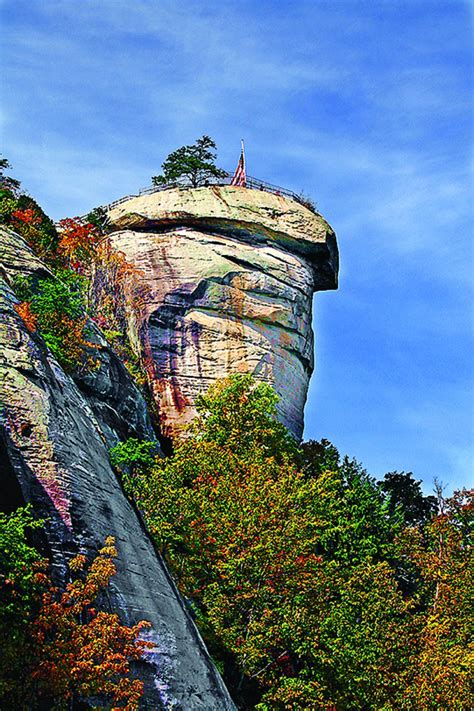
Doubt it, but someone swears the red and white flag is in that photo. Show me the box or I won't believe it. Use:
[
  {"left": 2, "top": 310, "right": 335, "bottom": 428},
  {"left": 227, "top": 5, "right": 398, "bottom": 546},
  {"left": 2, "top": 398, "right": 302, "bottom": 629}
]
[{"left": 230, "top": 139, "right": 246, "bottom": 187}]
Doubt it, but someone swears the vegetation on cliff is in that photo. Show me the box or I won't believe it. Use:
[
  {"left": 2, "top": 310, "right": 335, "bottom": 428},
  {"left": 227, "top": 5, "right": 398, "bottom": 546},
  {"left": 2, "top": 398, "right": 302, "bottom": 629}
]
[
  {"left": 1, "top": 156, "right": 146, "bottom": 382},
  {"left": 2, "top": 159, "right": 472, "bottom": 709},
  {"left": 0, "top": 508, "right": 150, "bottom": 710},
  {"left": 112, "top": 375, "right": 473, "bottom": 710}
]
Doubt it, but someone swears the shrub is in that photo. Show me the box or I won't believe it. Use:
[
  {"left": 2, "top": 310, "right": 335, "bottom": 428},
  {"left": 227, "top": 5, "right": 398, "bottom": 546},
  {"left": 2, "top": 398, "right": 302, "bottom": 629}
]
[
  {"left": 13, "top": 274, "right": 95, "bottom": 373},
  {"left": 0, "top": 509, "right": 151, "bottom": 709},
  {"left": 110, "top": 438, "right": 159, "bottom": 478},
  {"left": 0, "top": 506, "right": 44, "bottom": 704},
  {"left": 15, "top": 194, "right": 59, "bottom": 256},
  {"left": 0, "top": 188, "right": 19, "bottom": 225},
  {"left": 296, "top": 191, "right": 318, "bottom": 213}
]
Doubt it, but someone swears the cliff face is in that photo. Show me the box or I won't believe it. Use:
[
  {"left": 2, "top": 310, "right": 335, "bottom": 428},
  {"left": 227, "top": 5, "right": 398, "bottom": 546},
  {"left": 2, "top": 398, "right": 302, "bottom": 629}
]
[
  {"left": 0, "top": 184, "right": 337, "bottom": 707},
  {"left": 0, "top": 226, "right": 235, "bottom": 709},
  {"left": 105, "top": 186, "right": 338, "bottom": 440}
]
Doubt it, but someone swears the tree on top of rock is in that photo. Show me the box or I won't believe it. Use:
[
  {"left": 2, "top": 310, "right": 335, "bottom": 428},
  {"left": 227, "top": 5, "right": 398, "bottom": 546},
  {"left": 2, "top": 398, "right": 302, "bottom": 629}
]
[
  {"left": 0, "top": 155, "right": 21, "bottom": 195},
  {"left": 152, "top": 135, "right": 227, "bottom": 188}
]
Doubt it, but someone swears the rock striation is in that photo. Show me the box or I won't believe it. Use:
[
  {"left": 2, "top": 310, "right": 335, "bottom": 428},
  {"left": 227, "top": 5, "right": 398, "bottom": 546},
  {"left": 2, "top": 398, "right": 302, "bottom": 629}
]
[
  {"left": 0, "top": 226, "right": 235, "bottom": 709},
  {"left": 106, "top": 185, "right": 338, "bottom": 440}
]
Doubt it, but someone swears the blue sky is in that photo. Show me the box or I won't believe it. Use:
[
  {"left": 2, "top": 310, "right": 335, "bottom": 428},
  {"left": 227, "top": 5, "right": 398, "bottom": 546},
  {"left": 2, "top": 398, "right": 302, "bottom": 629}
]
[{"left": 1, "top": 0, "right": 472, "bottom": 493}]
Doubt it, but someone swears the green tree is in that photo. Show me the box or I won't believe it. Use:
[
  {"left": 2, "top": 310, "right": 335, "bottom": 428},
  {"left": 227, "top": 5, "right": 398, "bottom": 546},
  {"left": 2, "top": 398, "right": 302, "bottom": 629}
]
[
  {"left": 152, "top": 135, "right": 227, "bottom": 188},
  {"left": 0, "top": 155, "right": 21, "bottom": 194},
  {"left": 0, "top": 155, "right": 21, "bottom": 225},
  {"left": 379, "top": 470, "right": 437, "bottom": 526},
  {"left": 109, "top": 437, "right": 160, "bottom": 479},
  {"left": 0, "top": 505, "right": 44, "bottom": 704},
  {"left": 13, "top": 273, "right": 93, "bottom": 373},
  {"left": 300, "top": 437, "right": 340, "bottom": 476},
  {"left": 118, "top": 375, "right": 412, "bottom": 708},
  {"left": 192, "top": 373, "right": 299, "bottom": 460},
  {"left": 86, "top": 206, "right": 111, "bottom": 235}
]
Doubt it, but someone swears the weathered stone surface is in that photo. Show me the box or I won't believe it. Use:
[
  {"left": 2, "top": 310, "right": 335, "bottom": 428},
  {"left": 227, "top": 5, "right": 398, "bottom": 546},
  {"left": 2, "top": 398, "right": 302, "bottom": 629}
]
[
  {"left": 0, "top": 227, "right": 235, "bottom": 709},
  {"left": 106, "top": 186, "right": 338, "bottom": 440}
]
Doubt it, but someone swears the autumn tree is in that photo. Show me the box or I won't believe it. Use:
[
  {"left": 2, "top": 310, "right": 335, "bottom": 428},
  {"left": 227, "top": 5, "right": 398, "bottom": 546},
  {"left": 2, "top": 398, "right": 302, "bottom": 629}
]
[
  {"left": 2, "top": 161, "right": 149, "bottom": 387},
  {"left": 13, "top": 271, "right": 94, "bottom": 373},
  {"left": 30, "top": 536, "right": 151, "bottom": 710},
  {"left": 152, "top": 135, "right": 227, "bottom": 188},
  {"left": 88, "top": 238, "right": 150, "bottom": 385},
  {"left": 57, "top": 217, "right": 102, "bottom": 272},
  {"left": 398, "top": 488, "right": 473, "bottom": 708},
  {"left": 0, "top": 158, "right": 58, "bottom": 257},
  {"left": 0, "top": 508, "right": 151, "bottom": 710}
]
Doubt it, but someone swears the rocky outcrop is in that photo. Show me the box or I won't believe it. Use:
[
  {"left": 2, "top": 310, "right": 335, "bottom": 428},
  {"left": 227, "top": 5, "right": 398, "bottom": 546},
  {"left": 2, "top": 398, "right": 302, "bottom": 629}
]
[
  {"left": 0, "top": 183, "right": 337, "bottom": 706},
  {"left": 106, "top": 185, "right": 338, "bottom": 440},
  {"left": 0, "top": 226, "right": 235, "bottom": 709}
]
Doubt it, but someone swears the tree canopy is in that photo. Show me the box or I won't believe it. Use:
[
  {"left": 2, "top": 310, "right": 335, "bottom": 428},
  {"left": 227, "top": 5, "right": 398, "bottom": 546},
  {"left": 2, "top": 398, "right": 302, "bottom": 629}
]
[
  {"left": 113, "top": 374, "right": 473, "bottom": 709},
  {"left": 152, "top": 135, "right": 227, "bottom": 188}
]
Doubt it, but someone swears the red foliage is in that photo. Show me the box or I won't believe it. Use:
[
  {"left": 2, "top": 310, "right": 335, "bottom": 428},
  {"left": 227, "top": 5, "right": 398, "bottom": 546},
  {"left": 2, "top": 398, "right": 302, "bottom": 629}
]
[
  {"left": 57, "top": 218, "right": 101, "bottom": 272},
  {"left": 11, "top": 208, "right": 42, "bottom": 226}
]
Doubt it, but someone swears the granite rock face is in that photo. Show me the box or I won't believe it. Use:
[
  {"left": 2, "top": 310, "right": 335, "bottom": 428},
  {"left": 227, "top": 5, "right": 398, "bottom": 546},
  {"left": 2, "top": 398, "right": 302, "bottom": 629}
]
[
  {"left": 106, "top": 185, "right": 338, "bottom": 440},
  {"left": 0, "top": 226, "right": 235, "bottom": 709}
]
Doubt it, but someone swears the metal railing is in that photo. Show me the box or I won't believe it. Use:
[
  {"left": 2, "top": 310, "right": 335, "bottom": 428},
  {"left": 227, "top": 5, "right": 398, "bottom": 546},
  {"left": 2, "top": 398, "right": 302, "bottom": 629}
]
[{"left": 80, "top": 172, "right": 319, "bottom": 219}]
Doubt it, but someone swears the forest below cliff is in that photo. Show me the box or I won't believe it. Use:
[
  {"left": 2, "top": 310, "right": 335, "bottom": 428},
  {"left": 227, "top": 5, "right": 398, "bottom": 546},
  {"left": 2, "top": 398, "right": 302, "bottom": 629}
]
[
  {"left": 112, "top": 377, "right": 473, "bottom": 709},
  {"left": 0, "top": 159, "right": 472, "bottom": 710}
]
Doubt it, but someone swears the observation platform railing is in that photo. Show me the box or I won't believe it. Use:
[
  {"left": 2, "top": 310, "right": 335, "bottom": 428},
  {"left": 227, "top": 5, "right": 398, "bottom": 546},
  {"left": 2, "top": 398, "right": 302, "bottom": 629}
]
[{"left": 80, "top": 172, "right": 319, "bottom": 218}]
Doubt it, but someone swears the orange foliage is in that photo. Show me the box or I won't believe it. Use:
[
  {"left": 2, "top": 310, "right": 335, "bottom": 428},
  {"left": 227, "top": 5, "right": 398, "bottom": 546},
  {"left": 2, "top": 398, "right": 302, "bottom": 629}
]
[
  {"left": 39, "top": 311, "right": 97, "bottom": 372},
  {"left": 57, "top": 218, "right": 101, "bottom": 272},
  {"left": 11, "top": 208, "right": 49, "bottom": 257},
  {"left": 11, "top": 208, "right": 42, "bottom": 226},
  {"left": 30, "top": 537, "right": 152, "bottom": 710},
  {"left": 14, "top": 300, "right": 37, "bottom": 332},
  {"left": 95, "top": 240, "right": 146, "bottom": 299},
  {"left": 90, "top": 240, "right": 149, "bottom": 383}
]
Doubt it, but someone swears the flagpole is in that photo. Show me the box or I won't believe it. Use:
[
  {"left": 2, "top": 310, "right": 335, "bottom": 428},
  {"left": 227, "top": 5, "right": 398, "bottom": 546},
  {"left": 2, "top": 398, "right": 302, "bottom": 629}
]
[{"left": 241, "top": 139, "right": 246, "bottom": 173}]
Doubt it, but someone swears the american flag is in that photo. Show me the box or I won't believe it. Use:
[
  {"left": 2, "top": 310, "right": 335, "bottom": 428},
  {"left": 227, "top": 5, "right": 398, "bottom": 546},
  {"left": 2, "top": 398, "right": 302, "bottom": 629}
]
[{"left": 230, "top": 139, "right": 246, "bottom": 187}]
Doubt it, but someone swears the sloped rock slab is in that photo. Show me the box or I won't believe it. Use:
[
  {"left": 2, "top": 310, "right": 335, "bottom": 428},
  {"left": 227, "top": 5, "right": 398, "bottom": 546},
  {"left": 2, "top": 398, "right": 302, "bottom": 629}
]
[{"left": 0, "top": 227, "right": 235, "bottom": 709}]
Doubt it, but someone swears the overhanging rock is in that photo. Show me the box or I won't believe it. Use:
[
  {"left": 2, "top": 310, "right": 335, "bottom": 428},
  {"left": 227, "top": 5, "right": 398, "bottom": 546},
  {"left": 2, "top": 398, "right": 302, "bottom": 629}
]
[{"left": 105, "top": 185, "right": 338, "bottom": 440}]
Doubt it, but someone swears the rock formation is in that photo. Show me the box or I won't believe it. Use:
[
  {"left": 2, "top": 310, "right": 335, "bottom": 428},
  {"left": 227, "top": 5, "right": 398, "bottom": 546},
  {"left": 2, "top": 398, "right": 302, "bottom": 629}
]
[
  {"left": 105, "top": 185, "right": 338, "bottom": 440},
  {"left": 0, "top": 226, "right": 235, "bottom": 709},
  {"left": 0, "top": 183, "right": 337, "bottom": 707}
]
